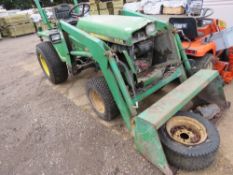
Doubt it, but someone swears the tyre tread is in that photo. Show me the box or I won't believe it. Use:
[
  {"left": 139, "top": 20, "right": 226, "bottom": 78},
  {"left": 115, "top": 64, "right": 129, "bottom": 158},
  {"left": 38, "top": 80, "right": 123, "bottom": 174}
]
[
  {"left": 86, "top": 76, "right": 119, "bottom": 121},
  {"left": 36, "top": 42, "right": 68, "bottom": 84},
  {"left": 159, "top": 112, "right": 220, "bottom": 171}
]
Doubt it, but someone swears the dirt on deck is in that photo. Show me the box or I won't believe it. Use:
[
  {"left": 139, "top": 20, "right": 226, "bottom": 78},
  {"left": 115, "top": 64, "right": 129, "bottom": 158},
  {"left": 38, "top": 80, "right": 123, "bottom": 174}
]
[{"left": 0, "top": 35, "right": 233, "bottom": 175}]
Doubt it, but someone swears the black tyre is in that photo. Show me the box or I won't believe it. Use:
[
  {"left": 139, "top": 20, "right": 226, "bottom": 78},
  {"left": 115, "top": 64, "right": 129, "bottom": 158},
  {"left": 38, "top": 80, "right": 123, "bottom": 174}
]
[
  {"left": 194, "top": 53, "right": 215, "bottom": 70},
  {"left": 159, "top": 111, "right": 220, "bottom": 171},
  {"left": 86, "top": 76, "right": 119, "bottom": 121},
  {"left": 36, "top": 42, "right": 68, "bottom": 84}
]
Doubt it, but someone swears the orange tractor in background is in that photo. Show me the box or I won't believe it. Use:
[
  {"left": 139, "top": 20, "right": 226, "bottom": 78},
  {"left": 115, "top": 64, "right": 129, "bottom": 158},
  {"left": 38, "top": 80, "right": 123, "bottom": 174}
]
[{"left": 169, "top": 8, "right": 233, "bottom": 83}]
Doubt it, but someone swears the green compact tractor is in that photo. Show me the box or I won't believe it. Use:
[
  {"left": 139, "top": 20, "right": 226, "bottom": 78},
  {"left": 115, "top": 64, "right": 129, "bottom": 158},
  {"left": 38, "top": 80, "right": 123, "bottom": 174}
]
[{"left": 33, "top": 1, "right": 229, "bottom": 174}]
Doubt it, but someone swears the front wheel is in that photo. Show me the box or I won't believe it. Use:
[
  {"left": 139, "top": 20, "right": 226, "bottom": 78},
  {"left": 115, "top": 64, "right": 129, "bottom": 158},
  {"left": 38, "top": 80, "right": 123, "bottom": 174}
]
[
  {"left": 194, "top": 53, "right": 215, "bottom": 70},
  {"left": 86, "top": 76, "right": 119, "bottom": 121}
]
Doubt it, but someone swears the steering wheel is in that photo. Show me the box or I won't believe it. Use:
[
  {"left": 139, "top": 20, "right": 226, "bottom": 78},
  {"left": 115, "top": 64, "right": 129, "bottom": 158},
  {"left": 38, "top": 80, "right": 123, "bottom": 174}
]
[
  {"left": 190, "top": 8, "right": 214, "bottom": 19},
  {"left": 199, "top": 8, "right": 214, "bottom": 19},
  {"left": 69, "top": 3, "right": 90, "bottom": 18}
]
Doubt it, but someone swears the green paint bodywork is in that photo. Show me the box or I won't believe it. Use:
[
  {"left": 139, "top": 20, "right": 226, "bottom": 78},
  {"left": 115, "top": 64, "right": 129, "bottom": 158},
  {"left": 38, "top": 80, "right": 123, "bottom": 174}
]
[
  {"left": 37, "top": 30, "right": 72, "bottom": 65},
  {"left": 122, "top": 50, "right": 137, "bottom": 74},
  {"left": 33, "top": 0, "right": 52, "bottom": 29},
  {"left": 73, "top": 0, "right": 79, "bottom": 13},
  {"left": 33, "top": 1, "right": 228, "bottom": 174},
  {"left": 121, "top": 9, "right": 168, "bottom": 30},
  {"left": 70, "top": 50, "right": 92, "bottom": 57},
  {"left": 77, "top": 15, "right": 154, "bottom": 46},
  {"left": 134, "top": 117, "right": 172, "bottom": 175},
  {"left": 133, "top": 68, "right": 182, "bottom": 103}
]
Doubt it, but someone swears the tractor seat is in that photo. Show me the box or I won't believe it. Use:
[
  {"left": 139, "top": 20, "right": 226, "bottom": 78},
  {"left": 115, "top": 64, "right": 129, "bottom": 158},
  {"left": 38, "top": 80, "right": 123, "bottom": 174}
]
[
  {"left": 53, "top": 3, "right": 78, "bottom": 25},
  {"left": 169, "top": 17, "right": 199, "bottom": 41}
]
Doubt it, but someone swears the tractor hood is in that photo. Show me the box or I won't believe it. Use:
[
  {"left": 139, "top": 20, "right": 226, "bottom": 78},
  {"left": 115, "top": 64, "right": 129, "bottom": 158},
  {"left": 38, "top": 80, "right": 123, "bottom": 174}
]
[{"left": 77, "top": 15, "right": 156, "bottom": 46}]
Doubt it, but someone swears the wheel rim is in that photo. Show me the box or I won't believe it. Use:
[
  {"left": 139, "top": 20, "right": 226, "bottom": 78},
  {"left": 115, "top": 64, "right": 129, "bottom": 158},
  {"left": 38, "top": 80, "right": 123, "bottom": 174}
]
[
  {"left": 166, "top": 116, "right": 208, "bottom": 146},
  {"left": 89, "top": 89, "right": 105, "bottom": 114},
  {"left": 39, "top": 54, "right": 50, "bottom": 77}
]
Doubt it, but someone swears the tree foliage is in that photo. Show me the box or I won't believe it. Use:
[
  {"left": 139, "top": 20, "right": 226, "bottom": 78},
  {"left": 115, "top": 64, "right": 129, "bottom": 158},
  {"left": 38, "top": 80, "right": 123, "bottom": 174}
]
[{"left": 0, "top": 0, "right": 73, "bottom": 10}]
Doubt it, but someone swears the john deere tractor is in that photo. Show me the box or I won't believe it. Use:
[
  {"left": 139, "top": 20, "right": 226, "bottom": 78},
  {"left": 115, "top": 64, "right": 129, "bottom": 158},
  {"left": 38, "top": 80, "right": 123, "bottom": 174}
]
[{"left": 33, "top": 1, "right": 229, "bottom": 174}]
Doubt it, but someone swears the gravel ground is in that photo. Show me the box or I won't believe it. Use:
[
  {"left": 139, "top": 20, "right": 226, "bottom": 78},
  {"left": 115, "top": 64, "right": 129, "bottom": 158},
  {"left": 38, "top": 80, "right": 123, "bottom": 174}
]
[
  {"left": 0, "top": 35, "right": 160, "bottom": 175},
  {"left": 0, "top": 34, "right": 233, "bottom": 175}
]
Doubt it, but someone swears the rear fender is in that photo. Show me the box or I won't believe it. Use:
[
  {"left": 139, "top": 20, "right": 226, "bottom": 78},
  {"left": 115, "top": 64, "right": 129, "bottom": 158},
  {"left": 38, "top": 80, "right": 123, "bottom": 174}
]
[
  {"left": 53, "top": 40, "right": 71, "bottom": 66},
  {"left": 184, "top": 41, "right": 216, "bottom": 57},
  {"left": 37, "top": 30, "right": 71, "bottom": 66}
]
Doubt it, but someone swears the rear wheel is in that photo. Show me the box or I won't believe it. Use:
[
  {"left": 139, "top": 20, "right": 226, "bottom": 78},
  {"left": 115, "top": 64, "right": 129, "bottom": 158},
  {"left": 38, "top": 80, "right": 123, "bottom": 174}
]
[
  {"left": 194, "top": 53, "right": 215, "bottom": 70},
  {"left": 36, "top": 42, "right": 68, "bottom": 84},
  {"left": 86, "top": 76, "right": 119, "bottom": 121},
  {"left": 159, "top": 111, "right": 220, "bottom": 171}
]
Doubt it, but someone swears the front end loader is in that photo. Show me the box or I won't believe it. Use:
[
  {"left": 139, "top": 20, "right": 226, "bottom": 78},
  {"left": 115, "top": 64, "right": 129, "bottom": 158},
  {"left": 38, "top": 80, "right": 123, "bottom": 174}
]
[{"left": 33, "top": 1, "right": 229, "bottom": 174}]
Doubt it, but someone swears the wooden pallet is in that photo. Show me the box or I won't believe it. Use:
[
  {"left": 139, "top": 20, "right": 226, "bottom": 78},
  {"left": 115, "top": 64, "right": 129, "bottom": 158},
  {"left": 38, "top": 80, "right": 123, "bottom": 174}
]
[
  {"left": 163, "top": 6, "right": 185, "bottom": 15},
  {"left": 0, "top": 14, "right": 32, "bottom": 27},
  {"left": 90, "top": 0, "right": 124, "bottom": 15},
  {"left": 2, "top": 22, "right": 35, "bottom": 37}
]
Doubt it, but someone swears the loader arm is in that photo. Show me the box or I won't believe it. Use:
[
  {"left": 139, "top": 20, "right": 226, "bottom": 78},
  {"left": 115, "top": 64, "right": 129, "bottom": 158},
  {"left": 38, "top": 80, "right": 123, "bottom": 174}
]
[{"left": 33, "top": 0, "right": 52, "bottom": 29}]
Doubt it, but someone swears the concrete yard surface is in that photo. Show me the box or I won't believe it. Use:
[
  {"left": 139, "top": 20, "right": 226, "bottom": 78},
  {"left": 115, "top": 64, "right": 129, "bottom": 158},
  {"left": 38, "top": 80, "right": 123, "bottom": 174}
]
[{"left": 0, "top": 35, "right": 233, "bottom": 175}]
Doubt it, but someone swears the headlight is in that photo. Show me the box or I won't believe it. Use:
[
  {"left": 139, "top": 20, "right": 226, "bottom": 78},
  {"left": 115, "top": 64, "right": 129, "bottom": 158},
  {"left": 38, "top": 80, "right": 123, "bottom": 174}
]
[
  {"left": 145, "top": 23, "right": 156, "bottom": 36},
  {"left": 49, "top": 32, "right": 61, "bottom": 43}
]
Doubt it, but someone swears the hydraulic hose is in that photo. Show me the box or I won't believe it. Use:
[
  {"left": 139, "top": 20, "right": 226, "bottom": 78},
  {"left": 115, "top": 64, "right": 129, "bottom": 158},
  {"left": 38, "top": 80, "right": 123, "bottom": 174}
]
[{"left": 117, "top": 60, "right": 137, "bottom": 98}]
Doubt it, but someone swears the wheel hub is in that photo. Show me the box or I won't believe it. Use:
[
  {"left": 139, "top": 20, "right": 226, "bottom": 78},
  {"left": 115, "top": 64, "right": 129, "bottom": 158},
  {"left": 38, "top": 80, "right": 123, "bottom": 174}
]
[
  {"left": 166, "top": 116, "right": 208, "bottom": 146},
  {"left": 89, "top": 89, "right": 105, "bottom": 114},
  {"left": 39, "top": 54, "right": 50, "bottom": 77}
]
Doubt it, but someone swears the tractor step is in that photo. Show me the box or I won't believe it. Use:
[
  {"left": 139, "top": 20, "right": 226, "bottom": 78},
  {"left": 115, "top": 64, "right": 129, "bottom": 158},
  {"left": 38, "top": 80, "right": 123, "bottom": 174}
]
[{"left": 137, "top": 69, "right": 219, "bottom": 129}]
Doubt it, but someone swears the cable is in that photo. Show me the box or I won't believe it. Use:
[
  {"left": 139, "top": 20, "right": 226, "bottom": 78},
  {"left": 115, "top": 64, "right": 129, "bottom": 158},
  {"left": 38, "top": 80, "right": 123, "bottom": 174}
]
[{"left": 177, "top": 29, "right": 192, "bottom": 50}]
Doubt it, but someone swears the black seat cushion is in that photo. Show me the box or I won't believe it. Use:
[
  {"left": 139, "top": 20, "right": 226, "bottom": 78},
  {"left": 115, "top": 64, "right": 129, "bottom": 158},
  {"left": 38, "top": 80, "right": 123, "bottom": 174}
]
[
  {"left": 169, "top": 17, "right": 198, "bottom": 41},
  {"left": 65, "top": 18, "right": 78, "bottom": 25},
  {"left": 54, "top": 3, "right": 72, "bottom": 20},
  {"left": 53, "top": 3, "right": 78, "bottom": 25}
]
